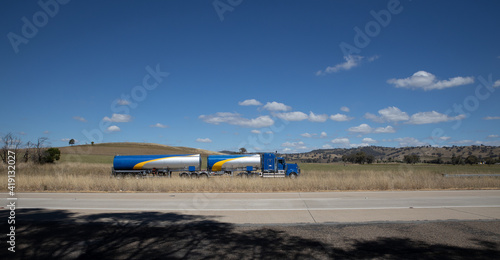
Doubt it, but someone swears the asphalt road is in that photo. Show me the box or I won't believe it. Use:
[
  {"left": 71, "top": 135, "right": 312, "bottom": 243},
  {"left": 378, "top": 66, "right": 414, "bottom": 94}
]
[
  {"left": 1, "top": 190, "right": 499, "bottom": 259},
  {"left": 4, "top": 190, "right": 500, "bottom": 224}
]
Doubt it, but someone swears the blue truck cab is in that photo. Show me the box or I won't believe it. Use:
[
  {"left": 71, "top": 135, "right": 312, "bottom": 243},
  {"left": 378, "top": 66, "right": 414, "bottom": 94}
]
[{"left": 261, "top": 153, "right": 300, "bottom": 178}]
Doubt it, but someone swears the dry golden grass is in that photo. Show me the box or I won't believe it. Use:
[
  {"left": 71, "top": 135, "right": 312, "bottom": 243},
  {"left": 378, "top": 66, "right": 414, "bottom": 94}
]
[
  {"left": 1, "top": 162, "right": 499, "bottom": 193},
  {"left": 60, "top": 142, "right": 223, "bottom": 157}
]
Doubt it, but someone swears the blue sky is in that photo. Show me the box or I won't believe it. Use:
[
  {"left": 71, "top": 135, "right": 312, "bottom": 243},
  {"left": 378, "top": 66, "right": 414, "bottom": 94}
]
[{"left": 1, "top": 0, "right": 499, "bottom": 153}]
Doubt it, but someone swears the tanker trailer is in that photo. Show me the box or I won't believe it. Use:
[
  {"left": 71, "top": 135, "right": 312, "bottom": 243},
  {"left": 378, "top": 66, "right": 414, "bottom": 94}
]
[
  {"left": 112, "top": 154, "right": 202, "bottom": 177},
  {"left": 207, "top": 154, "right": 261, "bottom": 176}
]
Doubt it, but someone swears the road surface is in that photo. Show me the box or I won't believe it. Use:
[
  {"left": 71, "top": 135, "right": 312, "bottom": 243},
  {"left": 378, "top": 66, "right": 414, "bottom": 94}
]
[
  {"left": 4, "top": 190, "right": 500, "bottom": 224},
  {"left": 1, "top": 190, "right": 499, "bottom": 259}
]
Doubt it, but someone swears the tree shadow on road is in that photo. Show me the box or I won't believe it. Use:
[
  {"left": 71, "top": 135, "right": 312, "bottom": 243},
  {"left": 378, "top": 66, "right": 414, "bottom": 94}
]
[{"left": 0, "top": 209, "right": 498, "bottom": 259}]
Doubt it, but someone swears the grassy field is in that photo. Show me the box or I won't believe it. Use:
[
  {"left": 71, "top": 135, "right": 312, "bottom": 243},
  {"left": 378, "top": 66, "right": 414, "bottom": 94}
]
[{"left": 2, "top": 161, "right": 499, "bottom": 193}]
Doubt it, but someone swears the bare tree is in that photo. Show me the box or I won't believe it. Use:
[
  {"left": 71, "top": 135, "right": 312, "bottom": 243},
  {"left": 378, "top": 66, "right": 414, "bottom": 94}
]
[
  {"left": 1, "top": 133, "right": 22, "bottom": 163},
  {"left": 24, "top": 141, "right": 33, "bottom": 162},
  {"left": 33, "top": 137, "right": 48, "bottom": 164}
]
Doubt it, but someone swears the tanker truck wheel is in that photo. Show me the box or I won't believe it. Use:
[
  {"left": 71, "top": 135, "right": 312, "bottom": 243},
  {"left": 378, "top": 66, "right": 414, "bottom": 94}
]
[
  {"left": 289, "top": 173, "right": 298, "bottom": 179},
  {"left": 199, "top": 173, "right": 209, "bottom": 179},
  {"left": 180, "top": 173, "right": 189, "bottom": 178}
]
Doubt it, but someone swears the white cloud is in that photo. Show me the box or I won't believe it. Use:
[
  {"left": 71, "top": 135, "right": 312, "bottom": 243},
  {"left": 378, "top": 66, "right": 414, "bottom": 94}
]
[
  {"left": 308, "top": 111, "right": 328, "bottom": 122},
  {"left": 281, "top": 141, "right": 305, "bottom": 147},
  {"left": 251, "top": 130, "right": 261, "bottom": 134},
  {"left": 387, "top": 71, "right": 474, "bottom": 91},
  {"left": 319, "top": 55, "right": 362, "bottom": 74},
  {"left": 394, "top": 137, "right": 427, "bottom": 147},
  {"left": 407, "top": 111, "right": 466, "bottom": 124},
  {"left": 367, "top": 55, "right": 380, "bottom": 62},
  {"left": 362, "top": 138, "right": 377, "bottom": 143},
  {"left": 196, "top": 138, "right": 212, "bottom": 143},
  {"left": 103, "top": 113, "right": 132, "bottom": 123},
  {"left": 238, "top": 99, "right": 262, "bottom": 106},
  {"left": 322, "top": 144, "right": 333, "bottom": 149},
  {"left": 301, "top": 133, "right": 315, "bottom": 138},
  {"left": 363, "top": 113, "right": 383, "bottom": 123},
  {"left": 330, "top": 113, "right": 353, "bottom": 122},
  {"left": 350, "top": 143, "right": 371, "bottom": 148},
  {"left": 275, "top": 111, "right": 308, "bottom": 121},
  {"left": 199, "top": 112, "right": 274, "bottom": 128},
  {"left": 331, "top": 137, "right": 372, "bottom": 148},
  {"left": 378, "top": 107, "right": 409, "bottom": 122},
  {"left": 316, "top": 55, "right": 378, "bottom": 75},
  {"left": 494, "top": 80, "right": 500, "bottom": 88},
  {"left": 373, "top": 126, "right": 396, "bottom": 133},
  {"left": 438, "top": 136, "right": 451, "bottom": 141},
  {"left": 73, "top": 116, "right": 87, "bottom": 122},
  {"left": 487, "top": 134, "right": 499, "bottom": 138},
  {"left": 117, "top": 99, "right": 130, "bottom": 105},
  {"left": 150, "top": 123, "right": 168, "bottom": 128},
  {"left": 107, "top": 125, "right": 121, "bottom": 132},
  {"left": 448, "top": 139, "right": 474, "bottom": 145},
  {"left": 365, "top": 106, "right": 409, "bottom": 123},
  {"left": 347, "top": 124, "right": 373, "bottom": 134},
  {"left": 301, "top": 132, "right": 327, "bottom": 138},
  {"left": 484, "top": 116, "right": 500, "bottom": 120},
  {"left": 263, "top": 101, "right": 291, "bottom": 111},
  {"left": 281, "top": 141, "right": 307, "bottom": 152},
  {"left": 331, "top": 138, "right": 350, "bottom": 145},
  {"left": 348, "top": 124, "right": 395, "bottom": 134},
  {"left": 340, "top": 106, "right": 350, "bottom": 112}
]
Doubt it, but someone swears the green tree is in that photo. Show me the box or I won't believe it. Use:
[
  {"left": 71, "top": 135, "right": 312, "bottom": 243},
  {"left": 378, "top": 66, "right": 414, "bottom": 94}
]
[
  {"left": 69, "top": 139, "right": 75, "bottom": 146},
  {"left": 239, "top": 147, "right": 247, "bottom": 154},
  {"left": 451, "top": 154, "right": 464, "bottom": 165},
  {"left": 44, "top": 148, "right": 61, "bottom": 163},
  {"left": 465, "top": 155, "right": 478, "bottom": 165},
  {"left": 354, "top": 152, "right": 366, "bottom": 164},
  {"left": 404, "top": 154, "right": 420, "bottom": 164},
  {"left": 366, "top": 154, "right": 375, "bottom": 164}
]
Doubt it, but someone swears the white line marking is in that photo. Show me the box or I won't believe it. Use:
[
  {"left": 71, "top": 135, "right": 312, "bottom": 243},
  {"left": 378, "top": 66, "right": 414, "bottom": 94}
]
[{"left": 16, "top": 205, "right": 500, "bottom": 212}]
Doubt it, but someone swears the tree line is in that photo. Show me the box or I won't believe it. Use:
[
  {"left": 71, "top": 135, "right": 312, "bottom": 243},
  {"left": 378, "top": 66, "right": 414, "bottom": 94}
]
[
  {"left": 342, "top": 151, "right": 375, "bottom": 164},
  {"left": 1, "top": 133, "right": 60, "bottom": 164}
]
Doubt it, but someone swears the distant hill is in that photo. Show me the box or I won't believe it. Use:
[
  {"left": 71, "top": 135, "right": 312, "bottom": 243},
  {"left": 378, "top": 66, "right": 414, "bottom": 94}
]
[
  {"left": 59, "top": 142, "right": 224, "bottom": 157},
  {"left": 283, "top": 145, "right": 500, "bottom": 163}
]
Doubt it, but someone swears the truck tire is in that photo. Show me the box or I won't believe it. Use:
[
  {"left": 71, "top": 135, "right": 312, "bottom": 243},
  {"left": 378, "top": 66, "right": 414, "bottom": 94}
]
[
  {"left": 180, "top": 173, "right": 189, "bottom": 178},
  {"left": 289, "top": 173, "right": 298, "bottom": 179},
  {"left": 199, "top": 173, "right": 209, "bottom": 179}
]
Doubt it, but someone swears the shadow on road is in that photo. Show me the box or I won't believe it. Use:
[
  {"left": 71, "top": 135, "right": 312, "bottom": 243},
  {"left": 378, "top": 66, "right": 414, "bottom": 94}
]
[{"left": 0, "top": 209, "right": 498, "bottom": 259}]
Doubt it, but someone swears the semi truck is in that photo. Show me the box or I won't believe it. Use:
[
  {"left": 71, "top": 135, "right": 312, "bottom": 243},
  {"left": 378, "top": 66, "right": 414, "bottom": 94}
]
[{"left": 112, "top": 153, "right": 300, "bottom": 178}]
